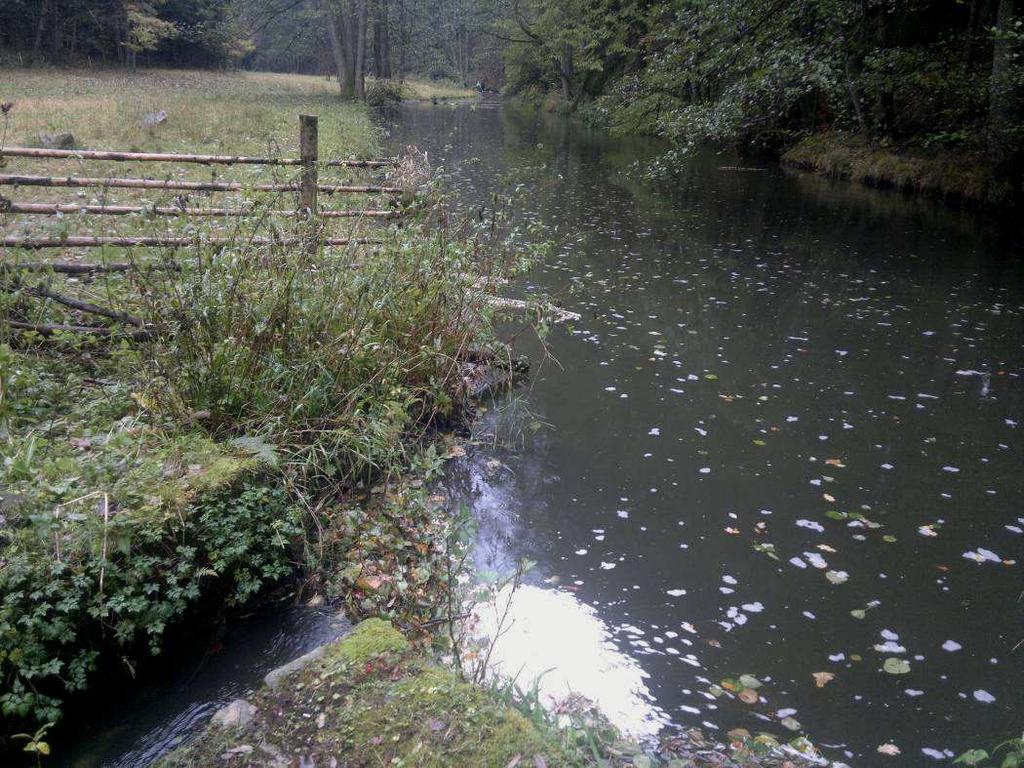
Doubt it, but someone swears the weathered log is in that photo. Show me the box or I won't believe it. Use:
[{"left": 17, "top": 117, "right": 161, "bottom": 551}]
[
  {"left": 0, "top": 174, "right": 403, "bottom": 195},
  {"left": 484, "top": 296, "right": 581, "bottom": 324},
  {"left": 1, "top": 262, "right": 170, "bottom": 274},
  {"left": 7, "top": 284, "right": 144, "bottom": 326},
  {"left": 1, "top": 201, "right": 401, "bottom": 218},
  {"left": 0, "top": 146, "right": 396, "bottom": 168},
  {"left": 1, "top": 236, "right": 378, "bottom": 249},
  {"left": 7, "top": 320, "right": 154, "bottom": 340}
]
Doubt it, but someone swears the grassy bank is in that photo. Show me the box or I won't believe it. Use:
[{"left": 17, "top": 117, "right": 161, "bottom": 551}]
[
  {"left": 781, "top": 132, "right": 1012, "bottom": 207},
  {"left": 157, "top": 618, "right": 578, "bottom": 767},
  {"left": 0, "top": 66, "right": 523, "bottom": 756}
]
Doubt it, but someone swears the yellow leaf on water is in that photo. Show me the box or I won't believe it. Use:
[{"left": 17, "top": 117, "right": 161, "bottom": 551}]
[{"left": 812, "top": 671, "right": 835, "bottom": 687}]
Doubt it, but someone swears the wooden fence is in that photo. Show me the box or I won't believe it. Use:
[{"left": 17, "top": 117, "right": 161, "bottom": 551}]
[{"left": 0, "top": 114, "right": 402, "bottom": 250}]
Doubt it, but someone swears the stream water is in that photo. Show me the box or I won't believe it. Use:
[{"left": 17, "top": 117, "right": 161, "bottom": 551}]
[{"left": 64, "top": 103, "right": 1022, "bottom": 766}]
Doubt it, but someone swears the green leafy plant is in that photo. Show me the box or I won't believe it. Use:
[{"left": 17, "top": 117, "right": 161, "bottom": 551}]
[{"left": 956, "top": 734, "right": 1024, "bottom": 767}]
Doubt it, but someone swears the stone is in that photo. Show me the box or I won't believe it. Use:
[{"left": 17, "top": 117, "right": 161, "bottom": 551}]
[
  {"left": 37, "top": 132, "right": 76, "bottom": 149},
  {"left": 210, "top": 698, "right": 256, "bottom": 729},
  {"left": 142, "top": 110, "right": 168, "bottom": 129},
  {"left": 263, "top": 644, "right": 330, "bottom": 691}
]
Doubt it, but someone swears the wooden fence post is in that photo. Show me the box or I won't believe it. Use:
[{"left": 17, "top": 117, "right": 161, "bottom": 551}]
[{"left": 299, "top": 114, "right": 318, "bottom": 215}]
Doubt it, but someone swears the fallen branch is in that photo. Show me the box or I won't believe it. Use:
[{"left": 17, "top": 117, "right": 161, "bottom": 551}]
[
  {"left": 7, "top": 320, "right": 154, "bottom": 340},
  {"left": 1, "top": 261, "right": 174, "bottom": 274},
  {"left": 484, "top": 296, "right": 581, "bottom": 324},
  {"left": 8, "top": 284, "right": 144, "bottom": 326}
]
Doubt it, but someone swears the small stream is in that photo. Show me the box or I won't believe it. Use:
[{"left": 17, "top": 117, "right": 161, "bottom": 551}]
[{"left": 63, "top": 103, "right": 1022, "bottom": 766}]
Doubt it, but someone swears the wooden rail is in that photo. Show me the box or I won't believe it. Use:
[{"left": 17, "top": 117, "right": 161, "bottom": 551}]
[
  {"left": 0, "top": 174, "right": 403, "bottom": 195},
  {"left": 2, "top": 235, "right": 377, "bottom": 249},
  {"left": 0, "top": 115, "right": 405, "bottom": 251},
  {"left": 0, "top": 146, "right": 396, "bottom": 168},
  {"left": 3, "top": 202, "right": 401, "bottom": 218}
]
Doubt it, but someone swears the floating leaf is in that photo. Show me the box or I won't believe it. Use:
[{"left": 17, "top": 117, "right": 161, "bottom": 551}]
[
  {"left": 850, "top": 609, "right": 867, "bottom": 620},
  {"left": 738, "top": 688, "right": 759, "bottom": 704},
  {"left": 877, "top": 744, "right": 901, "bottom": 756},
  {"left": 738, "top": 674, "right": 762, "bottom": 689},
  {"left": 825, "top": 510, "right": 847, "bottom": 521},
  {"left": 825, "top": 570, "right": 849, "bottom": 585},
  {"left": 883, "top": 657, "right": 911, "bottom": 675},
  {"left": 954, "top": 749, "right": 990, "bottom": 766},
  {"left": 780, "top": 716, "right": 801, "bottom": 731},
  {"left": 812, "top": 671, "right": 835, "bottom": 687}
]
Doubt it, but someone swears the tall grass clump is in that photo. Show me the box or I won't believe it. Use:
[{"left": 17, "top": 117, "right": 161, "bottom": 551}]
[{"left": 136, "top": 203, "right": 517, "bottom": 488}]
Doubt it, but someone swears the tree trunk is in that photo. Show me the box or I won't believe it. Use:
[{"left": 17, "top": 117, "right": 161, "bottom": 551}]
[
  {"left": 48, "top": 0, "right": 61, "bottom": 61},
  {"left": 32, "top": 0, "right": 48, "bottom": 61},
  {"left": 373, "top": 0, "right": 391, "bottom": 78},
  {"left": 354, "top": 0, "right": 368, "bottom": 100},
  {"left": 325, "top": 1, "right": 355, "bottom": 98},
  {"left": 396, "top": 0, "right": 407, "bottom": 81},
  {"left": 558, "top": 43, "right": 574, "bottom": 102}
]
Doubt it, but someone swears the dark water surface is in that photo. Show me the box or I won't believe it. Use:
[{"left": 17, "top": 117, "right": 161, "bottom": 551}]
[
  {"left": 389, "top": 104, "right": 1024, "bottom": 764},
  {"left": 60, "top": 603, "right": 349, "bottom": 767}
]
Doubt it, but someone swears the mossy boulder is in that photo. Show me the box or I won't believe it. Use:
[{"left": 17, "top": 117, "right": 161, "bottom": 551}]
[{"left": 159, "top": 618, "right": 572, "bottom": 767}]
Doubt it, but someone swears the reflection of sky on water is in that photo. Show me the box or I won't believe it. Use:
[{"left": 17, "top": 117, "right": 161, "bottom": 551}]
[{"left": 471, "top": 584, "right": 670, "bottom": 739}]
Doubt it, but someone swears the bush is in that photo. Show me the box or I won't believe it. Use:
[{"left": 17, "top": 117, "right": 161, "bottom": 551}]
[
  {"left": 0, "top": 471, "right": 300, "bottom": 725},
  {"left": 366, "top": 79, "right": 405, "bottom": 106}
]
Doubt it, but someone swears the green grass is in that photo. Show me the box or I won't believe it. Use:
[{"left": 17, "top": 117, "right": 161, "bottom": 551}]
[
  {"left": 397, "top": 77, "right": 478, "bottom": 101},
  {"left": 0, "top": 68, "right": 378, "bottom": 159}
]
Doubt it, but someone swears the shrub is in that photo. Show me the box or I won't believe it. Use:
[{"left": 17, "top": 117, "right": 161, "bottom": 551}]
[{"left": 366, "top": 79, "right": 405, "bottom": 106}]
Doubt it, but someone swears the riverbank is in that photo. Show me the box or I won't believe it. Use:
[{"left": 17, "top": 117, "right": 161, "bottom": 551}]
[
  {"left": 780, "top": 132, "right": 1012, "bottom": 208},
  {"left": 0, "top": 67, "right": 523, "bottom": 759},
  {"left": 158, "top": 617, "right": 825, "bottom": 767}
]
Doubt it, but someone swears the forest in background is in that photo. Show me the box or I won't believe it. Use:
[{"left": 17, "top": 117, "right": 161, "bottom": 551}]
[{"left": 1, "top": 0, "right": 1022, "bottom": 198}]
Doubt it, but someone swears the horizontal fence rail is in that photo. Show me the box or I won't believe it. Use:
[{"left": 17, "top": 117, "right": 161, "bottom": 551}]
[
  {"left": 0, "top": 174, "right": 404, "bottom": 195},
  {"left": 0, "top": 146, "right": 397, "bottom": 168},
  {"left": 1, "top": 235, "right": 377, "bottom": 249},
  {"left": 0, "top": 115, "right": 405, "bottom": 253},
  {"left": 2, "top": 202, "right": 400, "bottom": 218}
]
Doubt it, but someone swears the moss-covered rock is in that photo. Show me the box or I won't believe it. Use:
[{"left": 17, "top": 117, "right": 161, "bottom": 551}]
[{"left": 159, "top": 618, "right": 573, "bottom": 767}]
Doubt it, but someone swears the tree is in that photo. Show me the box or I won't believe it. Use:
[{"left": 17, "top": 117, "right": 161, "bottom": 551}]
[{"left": 123, "top": 1, "right": 179, "bottom": 71}]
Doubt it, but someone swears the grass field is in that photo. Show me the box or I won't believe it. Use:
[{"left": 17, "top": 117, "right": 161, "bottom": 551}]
[{"left": 0, "top": 68, "right": 379, "bottom": 159}]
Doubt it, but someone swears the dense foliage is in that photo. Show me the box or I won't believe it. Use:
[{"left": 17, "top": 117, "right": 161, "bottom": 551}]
[
  {"left": 0, "top": 0, "right": 252, "bottom": 68},
  {"left": 500, "top": 0, "right": 1024, "bottom": 200}
]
